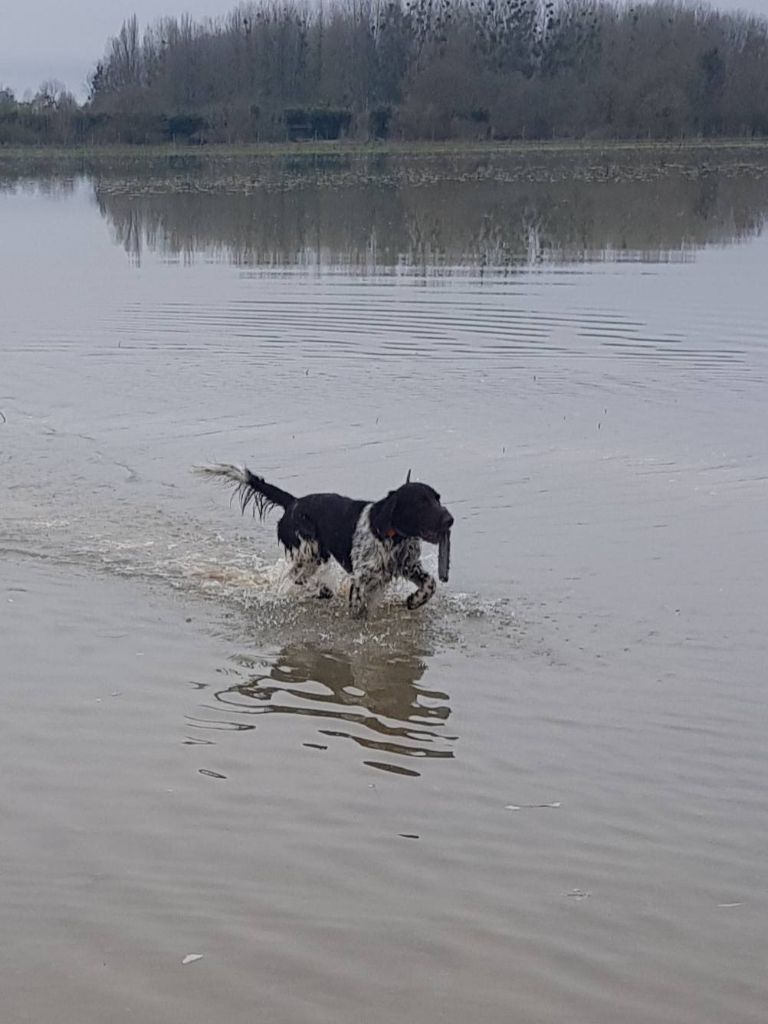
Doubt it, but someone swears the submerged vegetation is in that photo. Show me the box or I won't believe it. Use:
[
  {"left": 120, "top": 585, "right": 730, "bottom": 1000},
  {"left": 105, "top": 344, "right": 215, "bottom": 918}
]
[{"left": 3, "top": 0, "right": 768, "bottom": 145}]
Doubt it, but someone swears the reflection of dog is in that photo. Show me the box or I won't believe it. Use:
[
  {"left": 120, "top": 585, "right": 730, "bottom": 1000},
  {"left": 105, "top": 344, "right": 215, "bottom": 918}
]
[
  {"left": 217, "top": 644, "right": 453, "bottom": 761},
  {"left": 271, "top": 645, "right": 435, "bottom": 725},
  {"left": 196, "top": 465, "right": 453, "bottom": 617}
]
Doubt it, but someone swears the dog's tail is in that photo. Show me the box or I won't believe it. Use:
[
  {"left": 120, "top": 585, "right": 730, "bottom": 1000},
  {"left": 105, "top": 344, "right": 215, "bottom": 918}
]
[{"left": 194, "top": 463, "right": 296, "bottom": 520}]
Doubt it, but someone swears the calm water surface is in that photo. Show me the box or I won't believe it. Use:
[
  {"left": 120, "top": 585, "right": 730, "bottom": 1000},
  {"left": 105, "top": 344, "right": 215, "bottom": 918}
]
[{"left": 2, "top": 150, "right": 768, "bottom": 1023}]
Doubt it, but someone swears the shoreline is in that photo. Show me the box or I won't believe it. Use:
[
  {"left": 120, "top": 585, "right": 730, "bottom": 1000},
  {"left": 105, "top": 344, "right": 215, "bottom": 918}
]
[{"left": 3, "top": 136, "right": 768, "bottom": 166}]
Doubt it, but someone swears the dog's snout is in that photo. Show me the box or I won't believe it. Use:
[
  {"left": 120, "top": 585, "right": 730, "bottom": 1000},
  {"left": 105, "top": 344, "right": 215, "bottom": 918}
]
[{"left": 442, "top": 510, "right": 454, "bottom": 530}]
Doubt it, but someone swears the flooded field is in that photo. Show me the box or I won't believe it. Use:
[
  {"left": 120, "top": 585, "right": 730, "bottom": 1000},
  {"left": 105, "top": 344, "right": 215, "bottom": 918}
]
[{"left": 2, "top": 145, "right": 768, "bottom": 1023}]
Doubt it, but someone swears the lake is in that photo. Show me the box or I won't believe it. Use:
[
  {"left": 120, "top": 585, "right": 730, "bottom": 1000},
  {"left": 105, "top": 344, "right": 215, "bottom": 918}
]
[{"left": 2, "top": 144, "right": 768, "bottom": 1023}]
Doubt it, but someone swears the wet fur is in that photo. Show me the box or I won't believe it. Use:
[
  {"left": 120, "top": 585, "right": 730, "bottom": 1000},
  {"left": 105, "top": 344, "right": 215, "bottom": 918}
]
[{"left": 196, "top": 464, "right": 452, "bottom": 617}]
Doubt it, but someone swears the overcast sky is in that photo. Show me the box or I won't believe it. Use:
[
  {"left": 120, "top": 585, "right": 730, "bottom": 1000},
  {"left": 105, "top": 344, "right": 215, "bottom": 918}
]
[{"left": 2, "top": 0, "right": 768, "bottom": 99}]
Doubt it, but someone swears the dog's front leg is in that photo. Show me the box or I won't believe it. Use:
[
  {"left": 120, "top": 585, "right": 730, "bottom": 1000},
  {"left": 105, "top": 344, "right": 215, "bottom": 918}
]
[
  {"left": 349, "top": 580, "right": 367, "bottom": 618},
  {"left": 396, "top": 540, "right": 436, "bottom": 611},
  {"left": 348, "top": 571, "right": 384, "bottom": 619},
  {"left": 404, "top": 564, "right": 437, "bottom": 610}
]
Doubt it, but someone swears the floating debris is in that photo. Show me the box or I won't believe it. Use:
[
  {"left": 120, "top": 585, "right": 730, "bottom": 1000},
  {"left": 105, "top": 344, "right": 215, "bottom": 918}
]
[
  {"left": 505, "top": 801, "right": 561, "bottom": 810},
  {"left": 566, "top": 889, "right": 591, "bottom": 900}
]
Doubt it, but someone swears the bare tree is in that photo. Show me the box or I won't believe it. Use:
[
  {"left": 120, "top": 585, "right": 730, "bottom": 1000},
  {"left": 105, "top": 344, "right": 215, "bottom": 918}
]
[{"left": 13, "top": 0, "right": 768, "bottom": 145}]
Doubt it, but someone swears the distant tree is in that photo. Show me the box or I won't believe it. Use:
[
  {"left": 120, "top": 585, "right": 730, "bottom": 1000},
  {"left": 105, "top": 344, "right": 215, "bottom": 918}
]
[{"left": 11, "top": 0, "right": 768, "bottom": 145}]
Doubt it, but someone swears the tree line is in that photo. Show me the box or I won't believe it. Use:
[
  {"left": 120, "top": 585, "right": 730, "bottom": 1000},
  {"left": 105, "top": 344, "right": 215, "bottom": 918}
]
[{"left": 3, "top": 0, "right": 768, "bottom": 145}]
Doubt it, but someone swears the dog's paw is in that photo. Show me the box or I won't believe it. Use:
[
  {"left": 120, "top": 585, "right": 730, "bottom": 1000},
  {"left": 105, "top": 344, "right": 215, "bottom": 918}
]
[{"left": 406, "top": 591, "right": 432, "bottom": 611}]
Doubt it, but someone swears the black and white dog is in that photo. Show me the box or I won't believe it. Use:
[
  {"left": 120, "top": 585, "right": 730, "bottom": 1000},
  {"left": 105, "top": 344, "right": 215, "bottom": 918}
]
[{"left": 196, "top": 464, "right": 453, "bottom": 617}]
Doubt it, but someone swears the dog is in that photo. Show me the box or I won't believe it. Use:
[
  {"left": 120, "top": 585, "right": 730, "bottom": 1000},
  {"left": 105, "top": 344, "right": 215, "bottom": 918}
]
[{"left": 196, "top": 464, "right": 453, "bottom": 617}]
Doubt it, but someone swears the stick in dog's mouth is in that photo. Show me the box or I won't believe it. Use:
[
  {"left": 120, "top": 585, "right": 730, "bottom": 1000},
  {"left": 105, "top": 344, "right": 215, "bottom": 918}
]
[{"left": 438, "top": 530, "right": 451, "bottom": 582}]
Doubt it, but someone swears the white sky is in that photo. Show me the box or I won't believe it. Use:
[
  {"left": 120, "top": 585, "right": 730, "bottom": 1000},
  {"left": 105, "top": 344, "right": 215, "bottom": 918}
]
[
  {"left": 1, "top": 1, "right": 238, "bottom": 98},
  {"left": 2, "top": 0, "right": 768, "bottom": 100}
]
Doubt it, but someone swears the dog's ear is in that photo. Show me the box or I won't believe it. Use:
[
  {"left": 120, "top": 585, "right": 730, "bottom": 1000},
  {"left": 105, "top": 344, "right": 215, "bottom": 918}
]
[
  {"left": 370, "top": 489, "right": 399, "bottom": 539},
  {"left": 405, "top": 468, "right": 412, "bottom": 484}
]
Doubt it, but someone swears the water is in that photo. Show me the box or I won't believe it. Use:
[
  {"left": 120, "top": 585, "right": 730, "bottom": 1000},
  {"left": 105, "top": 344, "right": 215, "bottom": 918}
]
[{"left": 2, "top": 148, "right": 768, "bottom": 1023}]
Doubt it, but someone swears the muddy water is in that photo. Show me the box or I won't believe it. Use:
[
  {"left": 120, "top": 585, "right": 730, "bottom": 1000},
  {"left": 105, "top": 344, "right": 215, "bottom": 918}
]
[{"left": 2, "top": 150, "right": 768, "bottom": 1023}]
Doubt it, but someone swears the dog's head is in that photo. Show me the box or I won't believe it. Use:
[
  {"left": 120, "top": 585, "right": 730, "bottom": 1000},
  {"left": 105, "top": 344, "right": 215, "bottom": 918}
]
[{"left": 371, "top": 481, "right": 453, "bottom": 546}]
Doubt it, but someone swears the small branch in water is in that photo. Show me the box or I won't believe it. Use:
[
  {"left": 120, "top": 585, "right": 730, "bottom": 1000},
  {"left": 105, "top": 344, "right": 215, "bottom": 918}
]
[{"left": 0, "top": 410, "right": 6, "bottom": 424}]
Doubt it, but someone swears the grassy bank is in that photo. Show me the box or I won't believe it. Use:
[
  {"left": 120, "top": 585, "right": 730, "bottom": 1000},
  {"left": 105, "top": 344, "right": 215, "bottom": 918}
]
[{"left": 3, "top": 136, "right": 768, "bottom": 166}]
